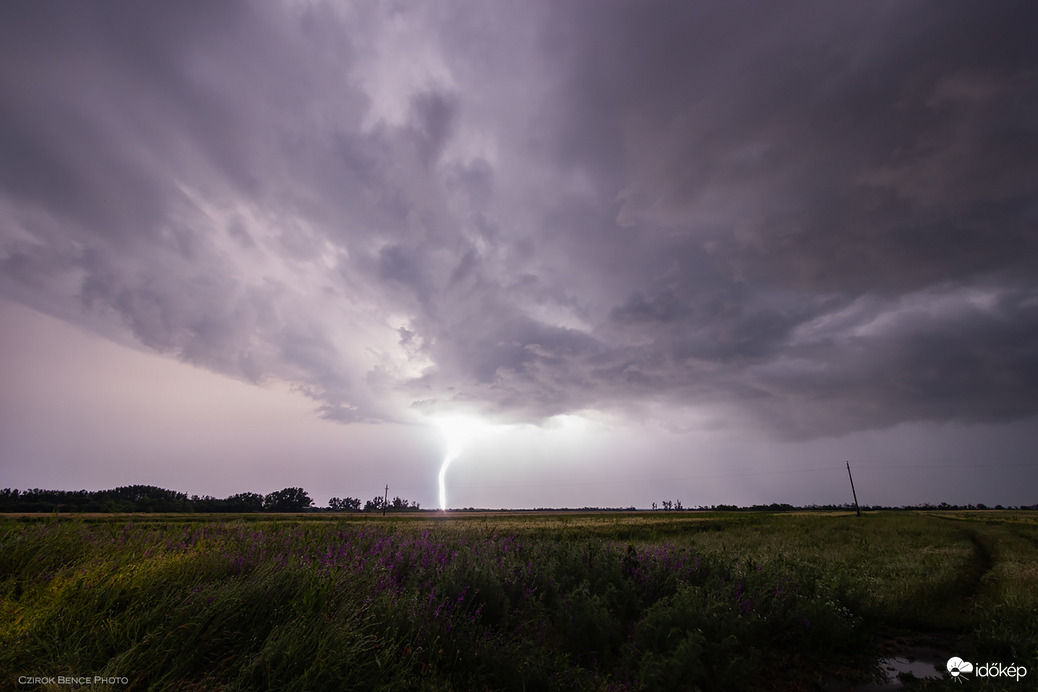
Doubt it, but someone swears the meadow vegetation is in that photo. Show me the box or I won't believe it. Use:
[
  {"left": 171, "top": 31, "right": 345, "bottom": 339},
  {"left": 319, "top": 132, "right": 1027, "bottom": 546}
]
[{"left": 1, "top": 511, "right": 1035, "bottom": 690}]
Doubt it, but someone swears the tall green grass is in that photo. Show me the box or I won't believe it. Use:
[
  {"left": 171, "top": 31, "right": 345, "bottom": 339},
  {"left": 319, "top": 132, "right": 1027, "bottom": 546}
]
[{"left": 1, "top": 512, "right": 1034, "bottom": 690}]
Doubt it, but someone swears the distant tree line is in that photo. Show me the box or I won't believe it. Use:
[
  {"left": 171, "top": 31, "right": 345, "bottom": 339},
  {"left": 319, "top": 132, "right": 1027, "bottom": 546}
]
[
  {"left": 0, "top": 486, "right": 1031, "bottom": 513},
  {"left": 0, "top": 486, "right": 422, "bottom": 514},
  {"left": 327, "top": 495, "right": 421, "bottom": 512},
  {"left": 664, "top": 502, "right": 1034, "bottom": 512},
  {"left": 652, "top": 500, "right": 685, "bottom": 511}
]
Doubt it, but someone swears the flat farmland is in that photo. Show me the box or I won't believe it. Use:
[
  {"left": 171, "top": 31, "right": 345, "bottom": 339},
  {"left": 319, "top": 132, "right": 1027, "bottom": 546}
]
[{"left": 1, "top": 511, "right": 1035, "bottom": 691}]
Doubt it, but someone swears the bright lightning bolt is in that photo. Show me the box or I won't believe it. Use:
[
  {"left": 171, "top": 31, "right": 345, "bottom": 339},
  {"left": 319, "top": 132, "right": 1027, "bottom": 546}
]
[{"left": 435, "top": 416, "right": 491, "bottom": 511}]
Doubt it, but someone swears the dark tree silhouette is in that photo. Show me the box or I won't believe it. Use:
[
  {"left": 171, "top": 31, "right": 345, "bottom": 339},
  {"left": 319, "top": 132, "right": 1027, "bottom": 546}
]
[
  {"left": 226, "top": 492, "right": 264, "bottom": 512},
  {"left": 329, "top": 496, "right": 361, "bottom": 512},
  {"left": 263, "top": 487, "right": 313, "bottom": 512}
]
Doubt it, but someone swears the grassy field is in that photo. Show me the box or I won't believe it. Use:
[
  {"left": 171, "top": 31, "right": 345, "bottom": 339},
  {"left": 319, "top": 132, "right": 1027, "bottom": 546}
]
[{"left": 1, "top": 511, "right": 1035, "bottom": 691}]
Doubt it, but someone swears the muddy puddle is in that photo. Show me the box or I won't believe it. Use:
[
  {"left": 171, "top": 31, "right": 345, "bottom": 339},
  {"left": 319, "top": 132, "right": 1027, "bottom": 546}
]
[{"left": 825, "top": 629, "right": 964, "bottom": 690}]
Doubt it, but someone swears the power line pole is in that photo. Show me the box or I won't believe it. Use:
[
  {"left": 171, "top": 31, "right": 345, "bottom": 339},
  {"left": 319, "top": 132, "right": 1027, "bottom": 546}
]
[
  {"left": 846, "top": 461, "right": 861, "bottom": 517},
  {"left": 382, "top": 484, "right": 389, "bottom": 517}
]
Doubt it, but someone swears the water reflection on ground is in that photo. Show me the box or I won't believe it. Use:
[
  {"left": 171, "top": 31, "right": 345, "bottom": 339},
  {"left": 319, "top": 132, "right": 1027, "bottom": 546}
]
[{"left": 827, "top": 630, "right": 956, "bottom": 690}]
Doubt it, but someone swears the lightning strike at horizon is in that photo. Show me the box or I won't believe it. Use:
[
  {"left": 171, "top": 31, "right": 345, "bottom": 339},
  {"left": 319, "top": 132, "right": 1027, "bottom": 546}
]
[{"left": 435, "top": 416, "right": 492, "bottom": 511}]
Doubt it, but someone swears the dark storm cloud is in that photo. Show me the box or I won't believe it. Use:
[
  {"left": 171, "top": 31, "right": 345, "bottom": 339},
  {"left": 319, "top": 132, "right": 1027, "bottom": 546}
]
[
  {"left": 519, "top": 0, "right": 1038, "bottom": 433},
  {"left": 1, "top": 1, "right": 1036, "bottom": 437},
  {"left": 1, "top": 1, "right": 390, "bottom": 418}
]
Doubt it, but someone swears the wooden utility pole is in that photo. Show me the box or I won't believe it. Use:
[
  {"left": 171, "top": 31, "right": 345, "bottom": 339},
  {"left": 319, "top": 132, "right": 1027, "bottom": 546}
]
[
  {"left": 382, "top": 484, "right": 389, "bottom": 517},
  {"left": 846, "top": 461, "right": 861, "bottom": 517}
]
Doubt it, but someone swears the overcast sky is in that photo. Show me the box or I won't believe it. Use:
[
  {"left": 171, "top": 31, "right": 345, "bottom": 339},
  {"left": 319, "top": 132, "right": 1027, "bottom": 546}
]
[{"left": 2, "top": 1, "right": 1037, "bottom": 509}]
